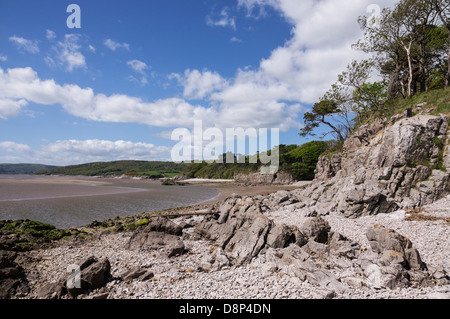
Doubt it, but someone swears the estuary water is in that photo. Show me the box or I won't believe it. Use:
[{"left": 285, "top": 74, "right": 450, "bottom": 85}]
[{"left": 0, "top": 175, "right": 220, "bottom": 229}]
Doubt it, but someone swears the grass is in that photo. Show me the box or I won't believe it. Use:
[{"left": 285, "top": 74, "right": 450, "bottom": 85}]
[{"left": 385, "top": 87, "right": 450, "bottom": 118}]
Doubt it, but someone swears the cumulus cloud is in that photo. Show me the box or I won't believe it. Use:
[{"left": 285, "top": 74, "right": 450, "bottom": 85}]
[
  {"left": 44, "top": 34, "right": 86, "bottom": 72},
  {"left": 172, "top": 69, "right": 228, "bottom": 100},
  {"left": 207, "top": 0, "right": 395, "bottom": 108},
  {"left": 0, "top": 139, "right": 171, "bottom": 165},
  {"left": 104, "top": 39, "right": 130, "bottom": 51},
  {"left": 0, "top": 141, "right": 32, "bottom": 154},
  {"left": 9, "top": 36, "right": 39, "bottom": 54},
  {"left": 56, "top": 34, "right": 86, "bottom": 71},
  {"left": 0, "top": 66, "right": 301, "bottom": 132},
  {"left": 42, "top": 139, "right": 170, "bottom": 163},
  {"left": 0, "top": 98, "right": 28, "bottom": 119}
]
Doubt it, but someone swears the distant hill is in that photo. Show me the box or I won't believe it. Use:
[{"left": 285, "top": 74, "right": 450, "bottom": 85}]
[
  {"left": 0, "top": 164, "right": 59, "bottom": 175},
  {"left": 34, "top": 160, "right": 188, "bottom": 178}
]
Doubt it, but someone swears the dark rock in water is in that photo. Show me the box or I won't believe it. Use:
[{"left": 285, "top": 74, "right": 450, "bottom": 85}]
[{"left": 162, "top": 179, "right": 185, "bottom": 186}]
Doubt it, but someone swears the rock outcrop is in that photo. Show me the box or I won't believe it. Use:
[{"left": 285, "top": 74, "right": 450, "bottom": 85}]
[
  {"left": 234, "top": 172, "right": 294, "bottom": 185},
  {"left": 193, "top": 195, "right": 448, "bottom": 291},
  {"left": 293, "top": 114, "right": 449, "bottom": 218},
  {"left": 0, "top": 250, "right": 30, "bottom": 298}
]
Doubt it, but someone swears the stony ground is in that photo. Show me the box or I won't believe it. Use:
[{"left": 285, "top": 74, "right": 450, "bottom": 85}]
[{"left": 18, "top": 194, "right": 450, "bottom": 299}]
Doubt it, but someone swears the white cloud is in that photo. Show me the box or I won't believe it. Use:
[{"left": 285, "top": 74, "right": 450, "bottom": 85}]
[
  {"left": 0, "top": 139, "right": 171, "bottom": 165},
  {"left": 0, "top": 141, "right": 32, "bottom": 154},
  {"left": 0, "top": 66, "right": 300, "bottom": 131},
  {"left": 104, "top": 39, "right": 130, "bottom": 51},
  {"left": 0, "top": 98, "right": 28, "bottom": 119},
  {"left": 57, "top": 34, "right": 86, "bottom": 72},
  {"left": 221, "top": 0, "right": 398, "bottom": 105},
  {"left": 0, "top": 55, "right": 7, "bottom": 62},
  {"left": 45, "top": 34, "right": 87, "bottom": 72},
  {"left": 43, "top": 139, "right": 170, "bottom": 163},
  {"left": 46, "top": 29, "right": 56, "bottom": 41},
  {"left": 127, "top": 59, "right": 149, "bottom": 86},
  {"left": 127, "top": 60, "right": 148, "bottom": 74},
  {"left": 9, "top": 36, "right": 39, "bottom": 54},
  {"left": 206, "top": 7, "right": 237, "bottom": 30},
  {"left": 172, "top": 69, "right": 228, "bottom": 100},
  {"left": 88, "top": 45, "right": 96, "bottom": 53}
]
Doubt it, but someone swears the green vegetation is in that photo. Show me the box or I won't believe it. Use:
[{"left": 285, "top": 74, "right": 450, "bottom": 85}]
[
  {"left": 182, "top": 141, "right": 335, "bottom": 181},
  {"left": 0, "top": 219, "right": 73, "bottom": 251},
  {"left": 34, "top": 160, "right": 188, "bottom": 178},
  {"left": 385, "top": 87, "right": 450, "bottom": 118},
  {"left": 282, "top": 141, "right": 331, "bottom": 180},
  {"left": 0, "top": 163, "right": 59, "bottom": 175}
]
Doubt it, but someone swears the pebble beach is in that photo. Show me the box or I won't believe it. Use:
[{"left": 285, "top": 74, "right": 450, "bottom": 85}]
[{"left": 19, "top": 191, "right": 450, "bottom": 299}]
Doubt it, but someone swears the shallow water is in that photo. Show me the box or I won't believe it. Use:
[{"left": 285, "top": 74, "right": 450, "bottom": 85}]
[{"left": 0, "top": 175, "right": 219, "bottom": 229}]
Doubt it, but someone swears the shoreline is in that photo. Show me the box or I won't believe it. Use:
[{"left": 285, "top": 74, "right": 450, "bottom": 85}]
[{"left": 0, "top": 175, "right": 301, "bottom": 232}]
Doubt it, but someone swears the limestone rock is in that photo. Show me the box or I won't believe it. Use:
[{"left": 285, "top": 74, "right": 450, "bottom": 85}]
[
  {"left": 127, "top": 217, "right": 182, "bottom": 251},
  {"left": 167, "top": 240, "right": 185, "bottom": 258},
  {"left": 66, "top": 256, "right": 111, "bottom": 298},
  {"left": 297, "top": 114, "right": 450, "bottom": 218}
]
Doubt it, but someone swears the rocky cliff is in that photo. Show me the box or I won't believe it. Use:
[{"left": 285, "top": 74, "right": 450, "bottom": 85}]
[{"left": 295, "top": 113, "right": 449, "bottom": 218}]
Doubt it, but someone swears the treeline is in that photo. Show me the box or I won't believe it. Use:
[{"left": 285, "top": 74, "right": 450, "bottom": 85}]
[
  {"left": 182, "top": 141, "right": 336, "bottom": 181},
  {"left": 301, "top": 0, "right": 449, "bottom": 142},
  {"left": 0, "top": 164, "right": 58, "bottom": 175},
  {"left": 34, "top": 160, "right": 188, "bottom": 178}
]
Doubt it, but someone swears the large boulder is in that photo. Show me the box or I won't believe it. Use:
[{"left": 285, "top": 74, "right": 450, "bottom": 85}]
[
  {"left": 366, "top": 224, "right": 425, "bottom": 271},
  {"left": 127, "top": 217, "right": 183, "bottom": 251},
  {"left": 39, "top": 255, "right": 111, "bottom": 299},
  {"left": 66, "top": 256, "right": 111, "bottom": 298}
]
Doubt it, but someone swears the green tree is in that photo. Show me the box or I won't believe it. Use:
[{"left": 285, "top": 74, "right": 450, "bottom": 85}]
[
  {"left": 300, "top": 98, "right": 346, "bottom": 143},
  {"left": 432, "top": 0, "right": 450, "bottom": 87}
]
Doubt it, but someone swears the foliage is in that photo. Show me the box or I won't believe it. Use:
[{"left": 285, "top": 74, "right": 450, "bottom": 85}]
[
  {"left": 34, "top": 160, "right": 188, "bottom": 178},
  {"left": 300, "top": 99, "right": 346, "bottom": 142},
  {"left": 283, "top": 141, "right": 330, "bottom": 180},
  {"left": 0, "top": 164, "right": 58, "bottom": 175},
  {"left": 182, "top": 142, "right": 333, "bottom": 181}
]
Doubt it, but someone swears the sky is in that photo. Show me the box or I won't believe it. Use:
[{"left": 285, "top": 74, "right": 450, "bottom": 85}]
[{"left": 0, "top": 0, "right": 397, "bottom": 166}]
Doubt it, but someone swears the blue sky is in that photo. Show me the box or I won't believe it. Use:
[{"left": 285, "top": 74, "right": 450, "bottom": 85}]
[{"left": 0, "top": 0, "right": 396, "bottom": 165}]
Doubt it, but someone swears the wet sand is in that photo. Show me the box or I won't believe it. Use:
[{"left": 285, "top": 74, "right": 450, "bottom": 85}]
[{"left": 0, "top": 175, "right": 301, "bottom": 229}]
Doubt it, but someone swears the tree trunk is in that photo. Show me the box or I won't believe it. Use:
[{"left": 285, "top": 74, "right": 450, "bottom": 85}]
[{"left": 406, "top": 43, "right": 413, "bottom": 97}]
